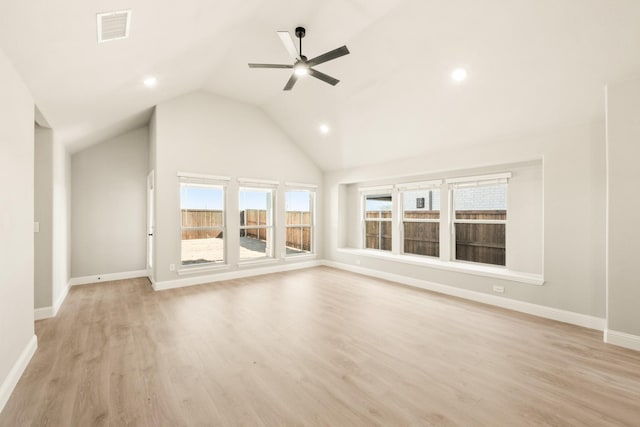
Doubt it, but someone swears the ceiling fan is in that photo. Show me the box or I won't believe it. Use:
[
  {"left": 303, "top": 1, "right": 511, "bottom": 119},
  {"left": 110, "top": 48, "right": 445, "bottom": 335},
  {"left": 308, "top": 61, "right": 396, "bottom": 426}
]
[{"left": 248, "top": 27, "right": 350, "bottom": 91}]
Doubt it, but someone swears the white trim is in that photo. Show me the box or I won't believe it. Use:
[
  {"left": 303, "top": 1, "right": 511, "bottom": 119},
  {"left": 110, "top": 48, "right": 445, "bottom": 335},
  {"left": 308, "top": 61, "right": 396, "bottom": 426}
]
[
  {"left": 33, "top": 281, "right": 70, "bottom": 320},
  {"left": 34, "top": 306, "right": 53, "bottom": 321},
  {"left": 177, "top": 263, "right": 230, "bottom": 276},
  {"left": 284, "top": 253, "right": 317, "bottom": 262},
  {"left": 0, "top": 335, "right": 37, "bottom": 413},
  {"left": 359, "top": 185, "right": 393, "bottom": 194},
  {"left": 69, "top": 269, "right": 148, "bottom": 286},
  {"left": 446, "top": 172, "right": 512, "bottom": 184},
  {"left": 604, "top": 329, "right": 640, "bottom": 352},
  {"left": 322, "top": 261, "right": 604, "bottom": 331},
  {"left": 177, "top": 172, "right": 231, "bottom": 181},
  {"left": 237, "top": 177, "right": 279, "bottom": 186},
  {"left": 396, "top": 179, "right": 442, "bottom": 190},
  {"left": 284, "top": 182, "right": 318, "bottom": 189},
  {"left": 336, "top": 248, "right": 543, "bottom": 285},
  {"left": 53, "top": 281, "right": 70, "bottom": 316},
  {"left": 152, "top": 260, "right": 322, "bottom": 291},
  {"left": 237, "top": 258, "right": 279, "bottom": 267}
]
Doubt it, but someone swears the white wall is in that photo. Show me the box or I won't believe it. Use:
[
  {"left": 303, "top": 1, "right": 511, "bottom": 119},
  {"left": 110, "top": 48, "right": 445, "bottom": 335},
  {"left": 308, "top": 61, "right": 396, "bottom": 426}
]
[
  {"left": 51, "top": 136, "right": 71, "bottom": 306},
  {"left": 606, "top": 77, "right": 640, "bottom": 336},
  {"left": 0, "top": 48, "right": 35, "bottom": 408},
  {"left": 71, "top": 127, "right": 149, "bottom": 277},
  {"left": 34, "top": 127, "right": 53, "bottom": 309},
  {"left": 325, "top": 121, "right": 606, "bottom": 318},
  {"left": 152, "top": 91, "right": 323, "bottom": 284}
]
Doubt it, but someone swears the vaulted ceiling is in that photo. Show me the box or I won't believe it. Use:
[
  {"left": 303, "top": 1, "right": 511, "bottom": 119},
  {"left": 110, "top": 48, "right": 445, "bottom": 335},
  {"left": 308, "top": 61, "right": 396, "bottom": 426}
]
[{"left": 1, "top": 0, "right": 640, "bottom": 170}]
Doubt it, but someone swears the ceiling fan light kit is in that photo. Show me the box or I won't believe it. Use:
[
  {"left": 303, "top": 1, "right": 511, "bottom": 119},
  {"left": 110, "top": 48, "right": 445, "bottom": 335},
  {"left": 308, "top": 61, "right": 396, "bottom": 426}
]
[{"left": 248, "top": 26, "right": 350, "bottom": 91}]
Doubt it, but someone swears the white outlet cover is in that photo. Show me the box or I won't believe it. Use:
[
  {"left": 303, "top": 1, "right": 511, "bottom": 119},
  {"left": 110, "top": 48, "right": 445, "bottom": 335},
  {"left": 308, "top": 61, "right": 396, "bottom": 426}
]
[{"left": 169, "top": 263, "right": 175, "bottom": 271}]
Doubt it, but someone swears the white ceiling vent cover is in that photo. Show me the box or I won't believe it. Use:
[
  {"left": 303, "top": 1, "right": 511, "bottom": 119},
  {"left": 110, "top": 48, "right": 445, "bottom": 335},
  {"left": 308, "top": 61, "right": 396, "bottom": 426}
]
[{"left": 96, "top": 10, "right": 131, "bottom": 43}]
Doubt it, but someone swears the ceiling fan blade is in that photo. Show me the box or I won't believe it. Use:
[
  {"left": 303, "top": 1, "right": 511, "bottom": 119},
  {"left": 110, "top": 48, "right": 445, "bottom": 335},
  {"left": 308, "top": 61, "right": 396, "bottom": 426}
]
[
  {"left": 277, "top": 31, "right": 299, "bottom": 60},
  {"left": 307, "top": 45, "right": 350, "bottom": 67},
  {"left": 308, "top": 68, "right": 339, "bottom": 86},
  {"left": 283, "top": 73, "right": 298, "bottom": 91},
  {"left": 248, "top": 63, "right": 293, "bottom": 69}
]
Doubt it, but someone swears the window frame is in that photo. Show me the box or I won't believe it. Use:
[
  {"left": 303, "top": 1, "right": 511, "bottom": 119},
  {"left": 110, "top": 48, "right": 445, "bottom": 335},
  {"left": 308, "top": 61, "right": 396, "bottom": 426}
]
[
  {"left": 238, "top": 183, "right": 277, "bottom": 261},
  {"left": 361, "top": 186, "right": 393, "bottom": 252},
  {"left": 448, "top": 174, "right": 510, "bottom": 267},
  {"left": 398, "top": 180, "right": 442, "bottom": 258},
  {"left": 284, "top": 187, "right": 316, "bottom": 258},
  {"left": 178, "top": 173, "right": 230, "bottom": 269}
]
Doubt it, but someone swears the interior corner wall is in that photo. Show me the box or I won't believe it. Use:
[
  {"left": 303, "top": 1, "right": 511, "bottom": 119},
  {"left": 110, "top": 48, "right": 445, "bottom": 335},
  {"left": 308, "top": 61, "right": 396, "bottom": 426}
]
[
  {"left": 34, "top": 127, "right": 53, "bottom": 309},
  {"left": 0, "top": 48, "right": 35, "bottom": 400},
  {"left": 51, "top": 135, "right": 71, "bottom": 304},
  {"left": 71, "top": 127, "right": 149, "bottom": 278},
  {"left": 152, "top": 91, "right": 323, "bottom": 283},
  {"left": 606, "top": 77, "right": 640, "bottom": 337},
  {"left": 325, "top": 120, "right": 606, "bottom": 318}
]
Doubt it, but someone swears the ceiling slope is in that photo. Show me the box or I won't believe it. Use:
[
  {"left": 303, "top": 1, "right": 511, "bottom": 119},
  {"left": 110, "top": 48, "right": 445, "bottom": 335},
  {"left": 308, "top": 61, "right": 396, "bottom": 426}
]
[{"left": 1, "top": 0, "right": 640, "bottom": 169}]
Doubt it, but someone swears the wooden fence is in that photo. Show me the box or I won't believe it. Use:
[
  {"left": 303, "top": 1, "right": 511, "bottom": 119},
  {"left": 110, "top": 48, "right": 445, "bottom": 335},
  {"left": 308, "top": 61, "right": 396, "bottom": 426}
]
[
  {"left": 454, "top": 210, "right": 505, "bottom": 266},
  {"left": 366, "top": 210, "right": 505, "bottom": 265},
  {"left": 181, "top": 209, "right": 311, "bottom": 252}
]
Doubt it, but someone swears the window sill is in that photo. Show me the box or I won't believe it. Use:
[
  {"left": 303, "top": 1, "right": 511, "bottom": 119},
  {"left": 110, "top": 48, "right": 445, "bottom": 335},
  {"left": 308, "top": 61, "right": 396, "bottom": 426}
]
[
  {"left": 177, "top": 263, "right": 231, "bottom": 276},
  {"left": 237, "top": 258, "right": 279, "bottom": 268},
  {"left": 336, "top": 248, "right": 544, "bottom": 286},
  {"left": 284, "top": 253, "right": 317, "bottom": 262}
]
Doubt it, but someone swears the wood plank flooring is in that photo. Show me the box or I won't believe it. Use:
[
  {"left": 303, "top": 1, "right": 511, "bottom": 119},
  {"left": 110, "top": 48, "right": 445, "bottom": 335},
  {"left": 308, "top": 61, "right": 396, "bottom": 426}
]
[{"left": 1, "top": 266, "right": 639, "bottom": 426}]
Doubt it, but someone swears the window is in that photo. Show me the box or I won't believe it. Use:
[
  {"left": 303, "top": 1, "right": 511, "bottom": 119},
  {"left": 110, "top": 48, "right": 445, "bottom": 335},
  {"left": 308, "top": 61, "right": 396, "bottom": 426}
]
[
  {"left": 363, "top": 192, "right": 392, "bottom": 251},
  {"left": 239, "top": 187, "right": 274, "bottom": 260},
  {"left": 180, "top": 179, "right": 226, "bottom": 266},
  {"left": 400, "top": 184, "right": 441, "bottom": 257},
  {"left": 285, "top": 190, "right": 315, "bottom": 256},
  {"left": 452, "top": 178, "right": 507, "bottom": 266}
]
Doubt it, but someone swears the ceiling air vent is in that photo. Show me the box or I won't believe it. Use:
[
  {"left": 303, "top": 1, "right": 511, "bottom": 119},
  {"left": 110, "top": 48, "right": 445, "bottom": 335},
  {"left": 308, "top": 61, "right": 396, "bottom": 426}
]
[{"left": 96, "top": 10, "right": 131, "bottom": 43}]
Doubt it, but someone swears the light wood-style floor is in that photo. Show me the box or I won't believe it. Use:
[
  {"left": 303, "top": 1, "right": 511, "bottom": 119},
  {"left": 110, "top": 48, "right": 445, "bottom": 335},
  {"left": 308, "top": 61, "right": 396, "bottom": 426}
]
[{"left": 2, "top": 267, "right": 640, "bottom": 426}]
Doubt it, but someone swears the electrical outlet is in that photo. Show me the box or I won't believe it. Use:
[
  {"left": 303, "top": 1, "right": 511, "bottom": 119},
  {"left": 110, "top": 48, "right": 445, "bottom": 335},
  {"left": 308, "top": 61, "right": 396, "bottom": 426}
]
[
  {"left": 169, "top": 263, "right": 175, "bottom": 272},
  {"left": 492, "top": 285, "right": 505, "bottom": 294}
]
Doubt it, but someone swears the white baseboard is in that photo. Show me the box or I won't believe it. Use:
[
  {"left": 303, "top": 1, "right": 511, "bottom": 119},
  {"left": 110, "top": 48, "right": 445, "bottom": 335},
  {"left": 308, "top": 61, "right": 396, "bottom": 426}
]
[
  {"left": 322, "top": 260, "right": 606, "bottom": 331},
  {"left": 33, "top": 280, "right": 70, "bottom": 321},
  {"left": 604, "top": 329, "right": 640, "bottom": 351},
  {"left": 153, "top": 260, "right": 322, "bottom": 291},
  {"left": 69, "top": 269, "right": 148, "bottom": 286},
  {"left": 52, "top": 281, "right": 70, "bottom": 316},
  {"left": 34, "top": 306, "right": 52, "bottom": 321},
  {"left": 0, "top": 335, "right": 37, "bottom": 413}
]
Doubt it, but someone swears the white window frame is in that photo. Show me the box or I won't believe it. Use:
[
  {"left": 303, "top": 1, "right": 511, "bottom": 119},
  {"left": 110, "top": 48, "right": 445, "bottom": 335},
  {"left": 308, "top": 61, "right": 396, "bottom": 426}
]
[
  {"left": 178, "top": 173, "right": 230, "bottom": 269},
  {"left": 238, "top": 182, "right": 277, "bottom": 261},
  {"left": 398, "top": 180, "right": 442, "bottom": 258},
  {"left": 284, "top": 187, "right": 316, "bottom": 257},
  {"left": 361, "top": 186, "right": 393, "bottom": 251},
  {"left": 447, "top": 173, "right": 510, "bottom": 266}
]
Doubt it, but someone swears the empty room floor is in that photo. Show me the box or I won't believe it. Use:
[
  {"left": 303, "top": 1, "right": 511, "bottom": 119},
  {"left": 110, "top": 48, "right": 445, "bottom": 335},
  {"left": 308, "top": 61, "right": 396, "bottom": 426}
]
[{"left": 1, "top": 267, "right": 639, "bottom": 426}]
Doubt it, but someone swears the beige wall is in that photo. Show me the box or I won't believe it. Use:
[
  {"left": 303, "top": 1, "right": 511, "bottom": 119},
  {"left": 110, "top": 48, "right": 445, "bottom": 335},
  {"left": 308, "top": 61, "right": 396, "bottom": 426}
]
[
  {"left": 325, "top": 120, "right": 606, "bottom": 318},
  {"left": 152, "top": 91, "right": 323, "bottom": 284},
  {"left": 0, "top": 48, "right": 35, "bottom": 406},
  {"left": 34, "top": 127, "right": 53, "bottom": 309},
  {"left": 71, "top": 127, "right": 149, "bottom": 277},
  {"left": 606, "top": 77, "right": 640, "bottom": 336}
]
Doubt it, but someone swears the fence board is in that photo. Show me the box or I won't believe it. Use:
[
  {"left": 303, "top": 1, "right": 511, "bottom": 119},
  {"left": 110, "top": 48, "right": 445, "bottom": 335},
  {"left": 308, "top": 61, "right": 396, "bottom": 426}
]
[{"left": 182, "top": 209, "right": 312, "bottom": 252}]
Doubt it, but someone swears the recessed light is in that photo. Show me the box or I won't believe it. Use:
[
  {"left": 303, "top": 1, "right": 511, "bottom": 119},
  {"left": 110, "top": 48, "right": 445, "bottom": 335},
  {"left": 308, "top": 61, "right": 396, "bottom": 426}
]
[
  {"left": 451, "top": 68, "right": 467, "bottom": 83},
  {"left": 319, "top": 124, "right": 330, "bottom": 134},
  {"left": 143, "top": 76, "right": 157, "bottom": 87}
]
